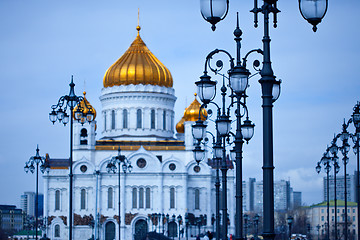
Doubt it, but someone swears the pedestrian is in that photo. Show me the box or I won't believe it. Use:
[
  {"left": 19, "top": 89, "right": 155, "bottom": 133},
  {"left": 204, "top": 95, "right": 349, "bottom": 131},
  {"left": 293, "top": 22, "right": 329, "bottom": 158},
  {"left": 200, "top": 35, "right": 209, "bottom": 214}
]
[
  {"left": 203, "top": 232, "right": 209, "bottom": 240},
  {"left": 196, "top": 234, "right": 200, "bottom": 240}
]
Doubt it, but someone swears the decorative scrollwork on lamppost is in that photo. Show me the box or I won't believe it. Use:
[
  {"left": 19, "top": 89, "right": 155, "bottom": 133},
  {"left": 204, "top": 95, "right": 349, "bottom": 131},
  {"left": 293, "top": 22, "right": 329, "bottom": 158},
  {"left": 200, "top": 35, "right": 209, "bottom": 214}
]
[
  {"left": 106, "top": 147, "right": 132, "bottom": 240},
  {"left": 49, "top": 76, "right": 95, "bottom": 240},
  {"left": 24, "top": 146, "right": 50, "bottom": 240}
]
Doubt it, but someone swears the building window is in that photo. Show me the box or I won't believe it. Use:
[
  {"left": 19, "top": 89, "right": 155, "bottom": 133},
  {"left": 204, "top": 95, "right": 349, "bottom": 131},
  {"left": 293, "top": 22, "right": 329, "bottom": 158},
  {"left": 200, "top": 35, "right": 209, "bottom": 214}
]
[
  {"left": 195, "top": 189, "right": 200, "bottom": 210},
  {"left": 332, "top": 209, "right": 334, "bottom": 213},
  {"left": 54, "top": 224, "right": 60, "bottom": 237},
  {"left": 108, "top": 188, "right": 113, "bottom": 209},
  {"left": 139, "top": 188, "right": 144, "bottom": 208},
  {"left": 55, "top": 190, "right": 60, "bottom": 210},
  {"left": 332, "top": 216, "right": 334, "bottom": 221},
  {"left": 337, "top": 209, "right": 340, "bottom": 213},
  {"left": 104, "top": 112, "right": 107, "bottom": 130},
  {"left": 81, "top": 189, "right": 86, "bottom": 210},
  {"left": 146, "top": 188, "right": 151, "bottom": 209},
  {"left": 111, "top": 110, "right": 115, "bottom": 130},
  {"left": 170, "top": 187, "right": 175, "bottom": 209},
  {"left": 132, "top": 188, "right": 137, "bottom": 208},
  {"left": 136, "top": 109, "right": 142, "bottom": 129},
  {"left": 80, "top": 128, "right": 88, "bottom": 145},
  {"left": 151, "top": 110, "right": 156, "bottom": 129},
  {"left": 321, "top": 216, "right": 324, "bottom": 221},
  {"left": 163, "top": 110, "right": 166, "bottom": 130},
  {"left": 321, "top": 209, "right": 324, "bottom": 213},
  {"left": 123, "top": 109, "right": 128, "bottom": 129}
]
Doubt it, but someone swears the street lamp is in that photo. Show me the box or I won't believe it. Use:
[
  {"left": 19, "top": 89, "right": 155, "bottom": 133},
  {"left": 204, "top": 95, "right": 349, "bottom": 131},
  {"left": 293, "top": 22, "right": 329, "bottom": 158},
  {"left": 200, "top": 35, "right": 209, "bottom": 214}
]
[
  {"left": 194, "top": 14, "right": 256, "bottom": 240},
  {"left": 24, "top": 146, "right": 49, "bottom": 240},
  {"left": 287, "top": 216, "right": 293, "bottom": 240},
  {"left": 243, "top": 214, "right": 249, "bottom": 239},
  {"left": 49, "top": 76, "right": 94, "bottom": 240},
  {"left": 106, "top": 147, "right": 132, "bottom": 240},
  {"left": 200, "top": 2, "right": 327, "bottom": 240},
  {"left": 316, "top": 151, "right": 331, "bottom": 240}
]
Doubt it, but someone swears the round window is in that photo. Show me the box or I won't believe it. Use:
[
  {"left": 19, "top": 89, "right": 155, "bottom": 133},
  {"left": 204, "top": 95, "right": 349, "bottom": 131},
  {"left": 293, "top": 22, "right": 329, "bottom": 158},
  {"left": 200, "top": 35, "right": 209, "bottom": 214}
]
[
  {"left": 169, "top": 163, "right": 176, "bottom": 171},
  {"left": 136, "top": 158, "right": 147, "bottom": 168},
  {"left": 80, "top": 165, "right": 87, "bottom": 173},
  {"left": 194, "top": 165, "right": 201, "bottom": 173}
]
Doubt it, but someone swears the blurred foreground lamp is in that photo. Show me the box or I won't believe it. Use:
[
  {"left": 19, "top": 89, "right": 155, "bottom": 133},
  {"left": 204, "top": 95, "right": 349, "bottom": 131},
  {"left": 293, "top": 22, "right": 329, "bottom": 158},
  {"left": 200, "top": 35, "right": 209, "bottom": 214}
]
[
  {"left": 200, "top": 0, "right": 229, "bottom": 31},
  {"left": 299, "top": 0, "right": 328, "bottom": 32}
]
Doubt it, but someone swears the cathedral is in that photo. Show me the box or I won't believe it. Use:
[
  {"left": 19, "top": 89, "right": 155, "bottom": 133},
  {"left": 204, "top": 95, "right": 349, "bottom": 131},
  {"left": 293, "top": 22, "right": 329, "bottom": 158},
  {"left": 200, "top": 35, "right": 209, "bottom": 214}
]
[{"left": 44, "top": 23, "right": 235, "bottom": 240}]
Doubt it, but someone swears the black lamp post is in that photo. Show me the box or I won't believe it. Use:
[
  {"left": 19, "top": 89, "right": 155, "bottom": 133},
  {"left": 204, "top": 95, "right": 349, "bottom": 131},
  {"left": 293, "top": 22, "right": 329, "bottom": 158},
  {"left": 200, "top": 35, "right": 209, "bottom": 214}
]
[
  {"left": 166, "top": 214, "right": 170, "bottom": 236},
  {"left": 351, "top": 102, "right": 360, "bottom": 240},
  {"left": 316, "top": 152, "right": 331, "bottom": 240},
  {"left": 106, "top": 147, "right": 132, "bottom": 240},
  {"left": 49, "top": 76, "right": 95, "bottom": 240},
  {"left": 172, "top": 214, "right": 176, "bottom": 240},
  {"left": 24, "top": 146, "right": 49, "bottom": 240},
  {"left": 287, "top": 216, "right": 293, "bottom": 240},
  {"left": 200, "top": 2, "right": 327, "bottom": 240},
  {"left": 328, "top": 141, "right": 340, "bottom": 240}
]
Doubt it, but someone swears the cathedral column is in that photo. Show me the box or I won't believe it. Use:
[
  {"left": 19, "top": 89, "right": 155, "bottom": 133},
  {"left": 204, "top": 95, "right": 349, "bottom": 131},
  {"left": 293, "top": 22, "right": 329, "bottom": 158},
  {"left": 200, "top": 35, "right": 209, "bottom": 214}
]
[{"left": 121, "top": 173, "right": 126, "bottom": 239}]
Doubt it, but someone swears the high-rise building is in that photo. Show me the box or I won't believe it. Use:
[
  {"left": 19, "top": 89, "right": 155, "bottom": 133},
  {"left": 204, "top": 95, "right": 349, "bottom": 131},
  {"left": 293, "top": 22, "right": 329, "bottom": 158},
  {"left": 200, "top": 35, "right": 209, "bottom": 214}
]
[
  {"left": 291, "top": 191, "right": 302, "bottom": 208},
  {"left": 324, "top": 172, "right": 356, "bottom": 202},
  {"left": 20, "top": 192, "right": 43, "bottom": 218},
  {"left": 250, "top": 179, "right": 297, "bottom": 212}
]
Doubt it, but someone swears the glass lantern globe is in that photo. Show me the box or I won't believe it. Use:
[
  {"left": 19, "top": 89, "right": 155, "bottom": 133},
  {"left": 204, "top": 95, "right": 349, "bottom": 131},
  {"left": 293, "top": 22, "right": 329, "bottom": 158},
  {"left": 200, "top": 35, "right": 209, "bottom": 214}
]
[
  {"left": 298, "top": 0, "right": 328, "bottom": 32},
  {"left": 196, "top": 73, "right": 217, "bottom": 104},
  {"left": 192, "top": 120, "right": 207, "bottom": 141},
  {"left": 272, "top": 79, "right": 281, "bottom": 102},
  {"left": 241, "top": 119, "right": 255, "bottom": 143},
  {"left": 216, "top": 115, "right": 231, "bottom": 137},
  {"left": 200, "top": 0, "right": 229, "bottom": 31},
  {"left": 329, "top": 143, "right": 338, "bottom": 155},
  {"left": 49, "top": 109, "right": 57, "bottom": 124},
  {"left": 213, "top": 142, "right": 223, "bottom": 159},
  {"left": 193, "top": 145, "right": 205, "bottom": 163},
  {"left": 229, "top": 147, "right": 236, "bottom": 161},
  {"left": 352, "top": 104, "right": 360, "bottom": 129},
  {"left": 315, "top": 163, "right": 321, "bottom": 173},
  {"left": 229, "top": 65, "right": 250, "bottom": 94}
]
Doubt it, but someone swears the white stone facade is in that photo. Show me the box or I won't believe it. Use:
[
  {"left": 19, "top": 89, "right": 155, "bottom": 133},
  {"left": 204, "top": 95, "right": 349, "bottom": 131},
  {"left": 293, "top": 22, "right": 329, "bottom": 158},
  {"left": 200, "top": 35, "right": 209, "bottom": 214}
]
[{"left": 43, "top": 83, "right": 235, "bottom": 240}]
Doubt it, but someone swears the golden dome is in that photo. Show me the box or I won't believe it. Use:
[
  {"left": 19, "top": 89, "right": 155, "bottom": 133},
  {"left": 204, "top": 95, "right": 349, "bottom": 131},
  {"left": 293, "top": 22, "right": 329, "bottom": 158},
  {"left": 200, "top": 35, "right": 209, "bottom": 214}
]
[
  {"left": 73, "top": 91, "right": 97, "bottom": 120},
  {"left": 103, "top": 25, "right": 173, "bottom": 88},
  {"left": 176, "top": 94, "right": 207, "bottom": 133}
]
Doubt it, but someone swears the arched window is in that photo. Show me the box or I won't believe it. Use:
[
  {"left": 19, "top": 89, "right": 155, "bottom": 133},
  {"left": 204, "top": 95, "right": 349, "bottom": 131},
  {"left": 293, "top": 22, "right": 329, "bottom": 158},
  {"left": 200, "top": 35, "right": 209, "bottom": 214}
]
[
  {"left": 146, "top": 187, "right": 151, "bottom": 209},
  {"left": 137, "top": 109, "right": 142, "bottom": 129},
  {"left": 104, "top": 112, "right": 107, "bottom": 131},
  {"left": 170, "top": 187, "right": 175, "bottom": 209},
  {"left": 139, "top": 188, "right": 144, "bottom": 208},
  {"left": 80, "top": 128, "right": 88, "bottom": 145},
  {"left": 195, "top": 189, "right": 200, "bottom": 210},
  {"left": 111, "top": 110, "right": 115, "bottom": 130},
  {"left": 123, "top": 109, "right": 128, "bottom": 129},
  {"left": 163, "top": 110, "right": 166, "bottom": 130},
  {"left": 132, "top": 188, "right": 137, "bottom": 208},
  {"left": 55, "top": 190, "right": 60, "bottom": 210},
  {"left": 80, "top": 189, "right": 86, "bottom": 210},
  {"left": 151, "top": 110, "right": 156, "bottom": 129},
  {"left": 54, "top": 224, "right": 60, "bottom": 237},
  {"left": 108, "top": 188, "right": 113, "bottom": 209}
]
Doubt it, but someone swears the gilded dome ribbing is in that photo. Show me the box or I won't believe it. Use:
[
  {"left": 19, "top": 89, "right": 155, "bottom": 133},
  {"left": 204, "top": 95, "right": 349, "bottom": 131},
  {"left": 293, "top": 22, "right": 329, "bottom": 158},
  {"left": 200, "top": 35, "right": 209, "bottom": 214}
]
[
  {"left": 176, "top": 94, "right": 207, "bottom": 134},
  {"left": 103, "top": 25, "right": 173, "bottom": 88}
]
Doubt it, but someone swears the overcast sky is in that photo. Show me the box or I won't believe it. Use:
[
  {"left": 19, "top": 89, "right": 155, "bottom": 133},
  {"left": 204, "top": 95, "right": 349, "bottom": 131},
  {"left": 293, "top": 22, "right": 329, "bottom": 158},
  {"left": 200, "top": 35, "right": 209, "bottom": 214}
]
[{"left": 0, "top": 0, "right": 359, "bottom": 207}]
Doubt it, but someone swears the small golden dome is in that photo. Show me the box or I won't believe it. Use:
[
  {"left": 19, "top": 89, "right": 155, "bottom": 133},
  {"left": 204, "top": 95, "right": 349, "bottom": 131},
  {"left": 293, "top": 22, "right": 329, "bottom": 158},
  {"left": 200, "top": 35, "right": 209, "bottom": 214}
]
[
  {"left": 73, "top": 91, "right": 97, "bottom": 120},
  {"left": 103, "top": 25, "right": 173, "bottom": 88},
  {"left": 176, "top": 94, "right": 207, "bottom": 134}
]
